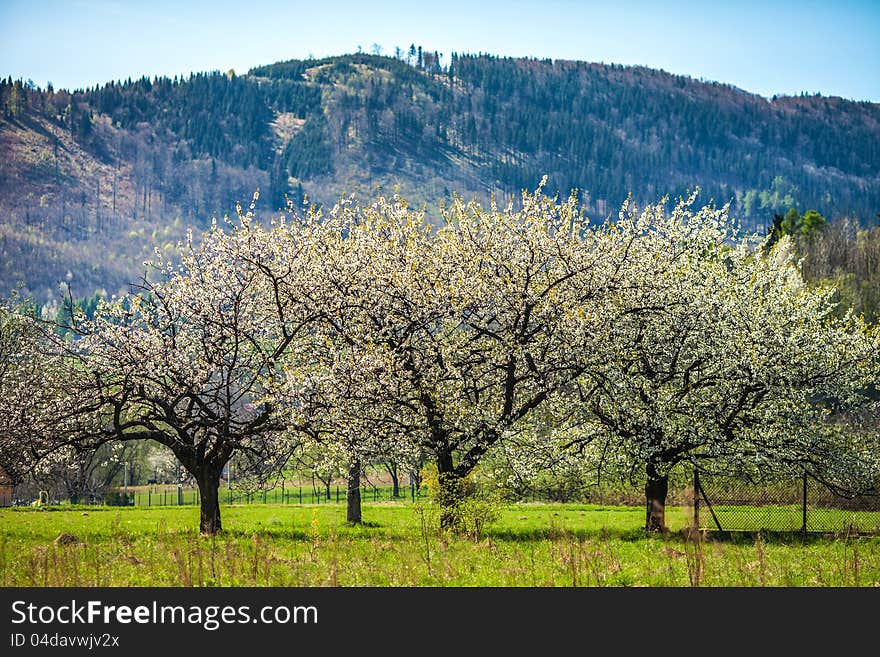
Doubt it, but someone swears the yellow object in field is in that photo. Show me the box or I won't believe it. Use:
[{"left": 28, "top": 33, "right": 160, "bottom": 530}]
[{"left": 31, "top": 491, "right": 49, "bottom": 507}]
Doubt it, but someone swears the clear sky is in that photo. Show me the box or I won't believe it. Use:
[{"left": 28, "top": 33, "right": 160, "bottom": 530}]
[{"left": 2, "top": 0, "right": 878, "bottom": 102}]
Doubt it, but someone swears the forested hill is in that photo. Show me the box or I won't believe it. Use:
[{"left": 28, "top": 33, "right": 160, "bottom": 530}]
[{"left": 1, "top": 51, "right": 879, "bottom": 307}]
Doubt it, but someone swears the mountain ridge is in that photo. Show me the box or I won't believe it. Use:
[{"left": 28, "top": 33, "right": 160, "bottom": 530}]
[{"left": 1, "top": 51, "right": 878, "bottom": 308}]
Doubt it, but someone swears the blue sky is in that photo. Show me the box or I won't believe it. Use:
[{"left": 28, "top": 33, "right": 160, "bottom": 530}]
[{"left": 2, "top": 0, "right": 878, "bottom": 101}]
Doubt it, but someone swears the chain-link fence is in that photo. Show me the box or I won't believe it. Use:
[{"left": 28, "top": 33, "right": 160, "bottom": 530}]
[
  {"left": 8, "top": 469, "right": 879, "bottom": 536},
  {"left": 484, "top": 470, "right": 880, "bottom": 535},
  {"left": 52, "top": 483, "right": 426, "bottom": 507},
  {"left": 694, "top": 471, "right": 880, "bottom": 535}
]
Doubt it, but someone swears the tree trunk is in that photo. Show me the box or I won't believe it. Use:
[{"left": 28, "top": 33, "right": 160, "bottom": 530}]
[
  {"left": 386, "top": 460, "right": 400, "bottom": 498},
  {"left": 346, "top": 458, "right": 362, "bottom": 524},
  {"left": 436, "top": 451, "right": 462, "bottom": 530},
  {"left": 195, "top": 466, "right": 223, "bottom": 535},
  {"left": 644, "top": 460, "right": 669, "bottom": 533},
  {"left": 410, "top": 469, "right": 423, "bottom": 493}
]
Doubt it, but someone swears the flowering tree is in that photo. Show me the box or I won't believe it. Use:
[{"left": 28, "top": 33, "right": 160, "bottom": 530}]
[
  {"left": 270, "top": 185, "right": 624, "bottom": 528},
  {"left": 0, "top": 301, "right": 44, "bottom": 485},
  {"left": 70, "top": 197, "right": 314, "bottom": 534},
  {"left": 0, "top": 298, "right": 100, "bottom": 489},
  {"left": 572, "top": 196, "right": 880, "bottom": 531},
  {"left": 267, "top": 199, "right": 430, "bottom": 524},
  {"left": 10, "top": 181, "right": 873, "bottom": 539},
  {"left": 279, "top": 351, "right": 410, "bottom": 524}
]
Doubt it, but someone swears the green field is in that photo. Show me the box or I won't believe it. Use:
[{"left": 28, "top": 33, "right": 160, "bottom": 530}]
[
  {"left": 1, "top": 502, "right": 878, "bottom": 587},
  {"left": 101, "top": 482, "right": 880, "bottom": 534}
]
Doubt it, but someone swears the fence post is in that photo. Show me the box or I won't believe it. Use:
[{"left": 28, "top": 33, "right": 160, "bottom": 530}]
[
  {"left": 802, "top": 472, "right": 808, "bottom": 537},
  {"left": 693, "top": 469, "right": 700, "bottom": 530}
]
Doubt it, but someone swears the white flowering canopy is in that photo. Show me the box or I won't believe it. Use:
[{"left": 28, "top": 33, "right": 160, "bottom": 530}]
[
  {"left": 510, "top": 194, "right": 879, "bottom": 506},
  {"left": 0, "top": 299, "right": 99, "bottom": 485},
  {"left": 3, "top": 183, "right": 876, "bottom": 533}
]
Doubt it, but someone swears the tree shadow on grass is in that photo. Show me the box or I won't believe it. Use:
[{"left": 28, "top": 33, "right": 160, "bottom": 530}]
[
  {"left": 487, "top": 526, "right": 647, "bottom": 543},
  {"left": 218, "top": 527, "right": 312, "bottom": 541},
  {"left": 484, "top": 525, "right": 869, "bottom": 545},
  {"left": 694, "top": 529, "right": 870, "bottom": 546}
]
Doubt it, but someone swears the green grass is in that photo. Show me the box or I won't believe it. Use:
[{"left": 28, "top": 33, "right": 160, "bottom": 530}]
[{"left": 0, "top": 502, "right": 877, "bottom": 587}]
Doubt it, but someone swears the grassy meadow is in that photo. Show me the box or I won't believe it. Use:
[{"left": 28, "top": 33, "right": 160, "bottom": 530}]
[{"left": 1, "top": 502, "right": 877, "bottom": 587}]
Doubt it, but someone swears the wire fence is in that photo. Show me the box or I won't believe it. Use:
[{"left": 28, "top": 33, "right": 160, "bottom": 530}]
[
  {"left": 5, "top": 470, "right": 879, "bottom": 535},
  {"left": 479, "top": 470, "right": 880, "bottom": 535},
  {"left": 694, "top": 471, "right": 880, "bottom": 535},
  {"left": 100, "top": 483, "right": 427, "bottom": 507}
]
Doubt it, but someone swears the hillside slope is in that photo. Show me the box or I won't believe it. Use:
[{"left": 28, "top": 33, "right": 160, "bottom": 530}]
[{"left": 1, "top": 53, "right": 878, "bottom": 308}]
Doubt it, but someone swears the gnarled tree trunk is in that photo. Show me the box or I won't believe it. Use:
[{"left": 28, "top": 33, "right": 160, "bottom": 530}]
[
  {"left": 644, "top": 459, "right": 669, "bottom": 532},
  {"left": 194, "top": 464, "right": 223, "bottom": 535},
  {"left": 436, "top": 451, "right": 463, "bottom": 530}
]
